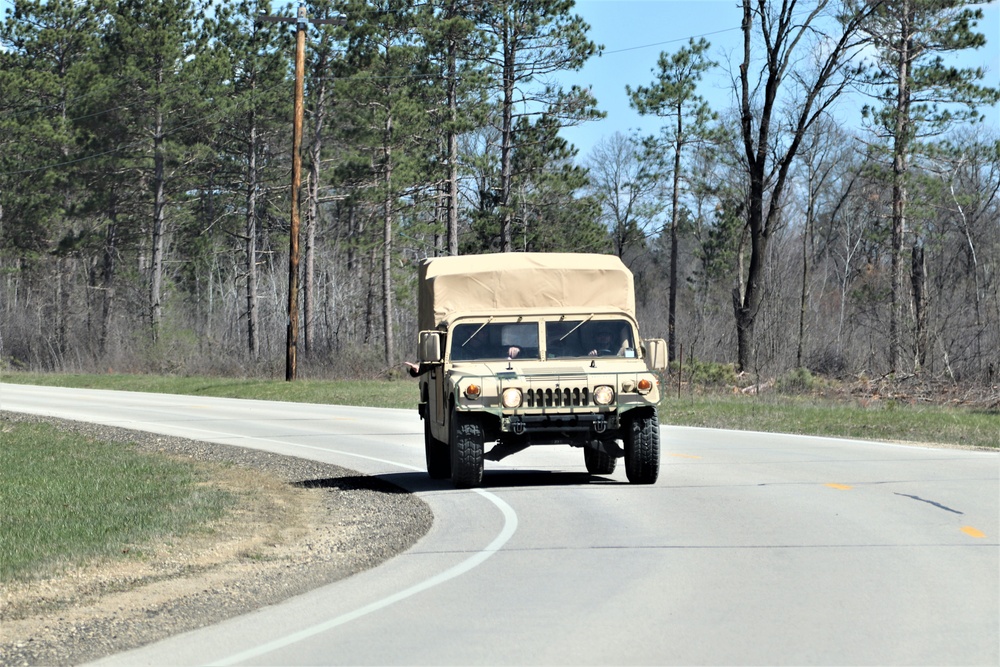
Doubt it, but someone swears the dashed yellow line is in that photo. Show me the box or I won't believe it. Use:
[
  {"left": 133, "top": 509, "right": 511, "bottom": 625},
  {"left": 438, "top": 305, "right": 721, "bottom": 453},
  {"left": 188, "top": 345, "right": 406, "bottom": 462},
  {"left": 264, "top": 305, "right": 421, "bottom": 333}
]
[{"left": 825, "top": 483, "right": 853, "bottom": 490}]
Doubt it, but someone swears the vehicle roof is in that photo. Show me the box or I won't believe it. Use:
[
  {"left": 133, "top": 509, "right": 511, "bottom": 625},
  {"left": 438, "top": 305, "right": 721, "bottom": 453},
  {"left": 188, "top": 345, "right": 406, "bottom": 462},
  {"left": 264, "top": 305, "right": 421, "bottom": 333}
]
[{"left": 418, "top": 252, "right": 635, "bottom": 330}]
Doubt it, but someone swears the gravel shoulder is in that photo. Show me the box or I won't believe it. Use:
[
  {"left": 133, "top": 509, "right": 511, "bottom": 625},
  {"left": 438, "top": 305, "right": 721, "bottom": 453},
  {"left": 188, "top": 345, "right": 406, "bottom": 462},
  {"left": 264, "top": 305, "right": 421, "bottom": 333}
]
[{"left": 0, "top": 412, "right": 434, "bottom": 667}]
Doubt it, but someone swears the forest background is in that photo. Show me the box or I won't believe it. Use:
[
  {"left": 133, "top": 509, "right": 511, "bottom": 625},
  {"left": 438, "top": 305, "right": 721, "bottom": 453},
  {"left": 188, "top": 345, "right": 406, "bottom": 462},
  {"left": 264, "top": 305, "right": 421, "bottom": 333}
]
[{"left": 1, "top": 0, "right": 998, "bottom": 390}]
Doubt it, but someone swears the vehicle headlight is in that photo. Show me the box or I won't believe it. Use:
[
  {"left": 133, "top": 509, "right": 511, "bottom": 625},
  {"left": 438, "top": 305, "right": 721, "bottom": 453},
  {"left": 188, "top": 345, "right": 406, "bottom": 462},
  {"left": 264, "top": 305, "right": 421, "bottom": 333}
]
[
  {"left": 637, "top": 378, "right": 653, "bottom": 395},
  {"left": 593, "top": 385, "right": 615, "bottom": 405},
  {"left": 464, "top": 383, "right": 481, "bottom": 399},
  {"left": 502, "top": 387, "right": 523, "bottom": 408}
]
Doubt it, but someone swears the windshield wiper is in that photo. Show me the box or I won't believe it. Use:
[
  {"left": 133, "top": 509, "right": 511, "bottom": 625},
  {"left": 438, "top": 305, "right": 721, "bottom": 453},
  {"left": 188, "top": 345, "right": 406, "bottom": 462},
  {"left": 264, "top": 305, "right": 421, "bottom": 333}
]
[
  {"left": 560, "top": 314, "right": 593, "bottom": 341},
  {"left": 462, "top": 317, "right": 493, "bottom": 347}
]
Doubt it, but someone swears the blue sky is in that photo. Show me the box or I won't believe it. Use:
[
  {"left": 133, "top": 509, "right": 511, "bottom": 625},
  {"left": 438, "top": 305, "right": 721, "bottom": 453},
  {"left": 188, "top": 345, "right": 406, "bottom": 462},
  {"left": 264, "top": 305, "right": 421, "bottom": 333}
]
[{"left": 561, "top": 0, "right": 1000, "bottom": 158}]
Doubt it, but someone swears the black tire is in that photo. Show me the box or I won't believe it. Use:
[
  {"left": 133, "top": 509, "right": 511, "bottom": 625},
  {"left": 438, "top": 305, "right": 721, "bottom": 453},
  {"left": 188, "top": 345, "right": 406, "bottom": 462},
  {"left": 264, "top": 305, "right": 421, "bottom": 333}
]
[
  {"left": 450, "top": 409, "right": 484, "bottom": 488},
  {"left": 424, "top": 416, "right": 450, "bottom": 479},
  {"left": 624, "top": 408, "right": 660, "bottom": 484},
  {"left": 584, "top": 444, "right": 617, "bottom": 475}
]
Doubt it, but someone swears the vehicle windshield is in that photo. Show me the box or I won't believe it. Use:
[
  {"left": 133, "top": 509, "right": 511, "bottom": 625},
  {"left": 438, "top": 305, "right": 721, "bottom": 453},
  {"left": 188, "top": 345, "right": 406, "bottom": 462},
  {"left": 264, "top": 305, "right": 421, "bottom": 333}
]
[
  {"left": 451, "top": 322, "right": 539, "bottom": 361},
  {"left": 450, "top": 319, "right": 636, "bottom": 361},
  {"left": 546, "top": 319, "right": 636, "bottom": 358}
]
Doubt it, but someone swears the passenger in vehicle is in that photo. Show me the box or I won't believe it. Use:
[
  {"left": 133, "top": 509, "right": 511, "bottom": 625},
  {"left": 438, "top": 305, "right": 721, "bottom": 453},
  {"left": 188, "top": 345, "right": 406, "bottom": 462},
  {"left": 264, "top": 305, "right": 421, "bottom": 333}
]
[{"left": 403, "top": 360, "right": 431, "bottom": 376}]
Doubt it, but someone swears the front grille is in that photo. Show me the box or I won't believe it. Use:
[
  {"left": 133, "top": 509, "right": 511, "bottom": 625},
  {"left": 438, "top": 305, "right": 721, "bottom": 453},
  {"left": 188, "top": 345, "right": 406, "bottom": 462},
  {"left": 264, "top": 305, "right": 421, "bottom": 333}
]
[{"left": 524, "top": 386, "right": 590, "bottom": 407}]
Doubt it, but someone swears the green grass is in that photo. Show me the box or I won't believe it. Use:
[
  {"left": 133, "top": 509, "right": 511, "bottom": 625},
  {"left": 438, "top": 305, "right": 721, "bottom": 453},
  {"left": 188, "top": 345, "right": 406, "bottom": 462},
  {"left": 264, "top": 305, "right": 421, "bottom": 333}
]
[
  {"left": 2, "top": 372, "right": 420, "bottom": 409},
  {"left": 662, "top": 393, "right": 998, "bottom": 450},
  {"left": 0, "top": 422, "right": 233, "bottom": 581}
]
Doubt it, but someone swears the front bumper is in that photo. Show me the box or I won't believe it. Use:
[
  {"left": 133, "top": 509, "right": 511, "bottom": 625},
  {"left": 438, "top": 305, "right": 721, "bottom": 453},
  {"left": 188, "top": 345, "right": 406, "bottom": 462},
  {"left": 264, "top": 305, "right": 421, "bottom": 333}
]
[{"left": 501, "top": 411, "right": 620, "bottom": 436}]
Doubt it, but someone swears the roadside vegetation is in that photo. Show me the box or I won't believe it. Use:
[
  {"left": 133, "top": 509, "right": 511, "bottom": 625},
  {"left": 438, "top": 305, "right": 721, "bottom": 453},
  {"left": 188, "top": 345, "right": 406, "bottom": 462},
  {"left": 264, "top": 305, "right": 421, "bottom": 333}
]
[
  {"left": 3, "top": 370, "right": 997, "bottom": 450},
  {"left": 660, "top": 394, "right": 997, "bottom": 449},
  {"left": 0, "top": 421, "right": 233, "bottom": 582},
  {"left": 1, "top": 372, "right": 419, "bottom": 409}
]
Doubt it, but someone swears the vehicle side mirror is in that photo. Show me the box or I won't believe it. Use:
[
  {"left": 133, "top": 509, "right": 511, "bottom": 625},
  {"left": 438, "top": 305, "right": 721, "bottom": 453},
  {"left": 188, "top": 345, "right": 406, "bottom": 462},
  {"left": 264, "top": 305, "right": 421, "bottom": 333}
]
[
  {"left": 419, "top": 330, "right": 443, "bottom": 364},
  {"left": 644, "top": 338, "right": 668, "bottom": 370}
]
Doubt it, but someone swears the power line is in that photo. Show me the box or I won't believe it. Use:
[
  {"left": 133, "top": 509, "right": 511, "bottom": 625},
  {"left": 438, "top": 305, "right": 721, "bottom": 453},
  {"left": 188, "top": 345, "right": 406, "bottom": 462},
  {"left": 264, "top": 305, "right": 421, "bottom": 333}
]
[{"left": 602, "top": 25, "right": 743, "bottom": 56}]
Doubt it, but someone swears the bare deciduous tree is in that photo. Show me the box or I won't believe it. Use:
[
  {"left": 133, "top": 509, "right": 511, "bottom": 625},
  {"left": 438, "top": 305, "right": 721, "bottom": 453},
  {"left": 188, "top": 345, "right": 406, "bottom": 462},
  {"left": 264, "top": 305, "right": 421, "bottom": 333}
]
[{"left": 734, "top": 0, "right": 877, "bottom": 372}]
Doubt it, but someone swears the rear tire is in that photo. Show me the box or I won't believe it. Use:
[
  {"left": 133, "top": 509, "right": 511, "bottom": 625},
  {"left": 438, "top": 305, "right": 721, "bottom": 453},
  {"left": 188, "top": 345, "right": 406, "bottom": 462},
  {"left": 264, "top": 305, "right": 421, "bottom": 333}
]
[
  {"left": 584, "top": 444, "right": 617, "bottom": 475},
  {"left": 424, "top": 415, "right": 450, "bottom": 479},
  {"left": 624, "top": 408, "right": 660, "bottom": 484},
  {"left": 450, "top": 409, "right": 484, "bottom": 488}
]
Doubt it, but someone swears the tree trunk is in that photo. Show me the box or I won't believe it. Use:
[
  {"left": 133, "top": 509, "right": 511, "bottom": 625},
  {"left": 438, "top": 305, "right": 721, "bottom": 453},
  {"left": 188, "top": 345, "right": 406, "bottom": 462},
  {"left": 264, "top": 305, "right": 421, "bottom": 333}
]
[
  {"left": 668, "top": 110, "right": 682, "bottom": 362},
  {"left": 100, "top": 213, "right": 117, "bottom": 357},
  {"left": 382, "top": 118, "right": 395, "bottom": 367},
  {"left": 150, "top": 105, "right": 166, "bottom": 343},
  {"left": 245, "top": 120, "right": 260, "bottom": 359},
  {"left": 447, "top": 34, "right": 459, "bottom": 256},
  {"left": 364, "top": 244, "right": 377, "bottom": 345},
  {"left": 889, "top": 0, "right": 912, "bottom": 376},
  {"left": 735, "top": 0, "right": 770, "bottom": 373},
  {"left": 910, "top": 242, "right": 927, "bottom": 371},
  {"left": 732, "top": 219, "right": 751, "bottom": 370},
  {"left": 304, "top": 48, "right": 329, "bottom": 354},
  {"left": 734, "top": 158, "right": 769, "bottom": 372},
  {"left": 797, "top": 184, "right": 814, "bottom": 368},
  {"left": 500, "top": 15, "right": 515, "bottom": 253},
  {"left": 55, "top": 257, "right": 67, "bottom": 360}
]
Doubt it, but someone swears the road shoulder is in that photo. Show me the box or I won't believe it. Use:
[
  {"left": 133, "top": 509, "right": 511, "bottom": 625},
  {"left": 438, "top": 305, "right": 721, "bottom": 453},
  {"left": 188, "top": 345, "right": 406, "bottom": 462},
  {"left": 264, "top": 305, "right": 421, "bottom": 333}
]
[{"left": 0, "top": 413, "right": 433, "bottom": 667}]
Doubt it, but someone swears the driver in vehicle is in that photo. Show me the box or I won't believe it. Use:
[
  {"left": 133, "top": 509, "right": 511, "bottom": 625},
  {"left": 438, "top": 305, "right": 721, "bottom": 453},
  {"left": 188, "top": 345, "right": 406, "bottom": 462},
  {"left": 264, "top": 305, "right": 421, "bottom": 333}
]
[{"left": 587, "top": 324, "right": 631, "bottom": 357}]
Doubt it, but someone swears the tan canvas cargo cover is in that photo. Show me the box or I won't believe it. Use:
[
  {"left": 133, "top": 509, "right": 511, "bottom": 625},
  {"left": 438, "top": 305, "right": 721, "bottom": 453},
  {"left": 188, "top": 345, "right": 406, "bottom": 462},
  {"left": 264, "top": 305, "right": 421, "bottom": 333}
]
[{"left": 418, "top": 253, "right": 636, "bottom": 330}]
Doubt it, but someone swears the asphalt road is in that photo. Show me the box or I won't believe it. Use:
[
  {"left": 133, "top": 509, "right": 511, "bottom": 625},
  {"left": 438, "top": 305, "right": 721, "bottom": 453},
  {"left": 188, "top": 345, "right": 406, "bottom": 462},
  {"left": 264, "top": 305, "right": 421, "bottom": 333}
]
[{"left": 3, "top": 383, "right": 997, "bottom": 666}]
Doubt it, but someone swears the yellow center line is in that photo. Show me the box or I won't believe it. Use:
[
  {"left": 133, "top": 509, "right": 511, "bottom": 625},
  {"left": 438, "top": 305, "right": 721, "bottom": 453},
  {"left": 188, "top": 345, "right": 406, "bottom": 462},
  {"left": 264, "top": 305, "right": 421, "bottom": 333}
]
[
  {"left": 825, "top": 483, "right": 853, "bottom": 490},
  {"left": 961, "top": 526, "right": 986, "bottom": 538}
]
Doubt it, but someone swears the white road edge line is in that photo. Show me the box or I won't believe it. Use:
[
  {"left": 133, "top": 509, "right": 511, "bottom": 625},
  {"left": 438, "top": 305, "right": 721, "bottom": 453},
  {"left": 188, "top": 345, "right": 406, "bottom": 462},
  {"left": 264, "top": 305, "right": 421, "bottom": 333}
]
[
  {"left": 209, "top": 486, "right": 517, "bottom": 666},
  {"left": 70, "top": 418, "right": 520, "bottom": 667}
]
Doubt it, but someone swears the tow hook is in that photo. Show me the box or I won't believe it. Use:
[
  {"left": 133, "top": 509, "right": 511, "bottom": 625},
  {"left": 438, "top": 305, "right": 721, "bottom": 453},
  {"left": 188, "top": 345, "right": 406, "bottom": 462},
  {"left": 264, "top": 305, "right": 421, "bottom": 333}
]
[
  {"left": 511, "top": 417, "right": 526, "bottom": 435},
  {"left": 594, "top": 417, "right": 607, "bottom": 434}
]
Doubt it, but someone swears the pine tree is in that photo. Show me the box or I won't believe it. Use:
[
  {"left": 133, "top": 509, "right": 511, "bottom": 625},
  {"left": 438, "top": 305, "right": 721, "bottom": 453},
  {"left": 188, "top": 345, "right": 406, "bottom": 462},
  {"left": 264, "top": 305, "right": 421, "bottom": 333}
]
[
  {"left": 206, "top": 0, "right": 293, "bottom": 359},
  {"left": 479, "top": 0, "right": 602, "bottom": 251},
  {"left": 98, "top": 0, "right": 212, "bottom": 343},
  {"left": 336, "top": 0, "right": 439, "bottom": 366},
  {"left": 509, "top": 114, "right": 607, "bottom": 253},
  {"left": 851, "top": 0, "right": 999, "bottom": 374},
  {"left": 0, "top": 0, "right": 106, "bottom": 263},
  {"left": 418, "top": 0, "right": 494, "bottom": 256},
  {"left": 0, "top": 0, "right": 110, "bottom": 359},
  {"left": 627, "top": 37, "right": 717, "bottom": 361}
]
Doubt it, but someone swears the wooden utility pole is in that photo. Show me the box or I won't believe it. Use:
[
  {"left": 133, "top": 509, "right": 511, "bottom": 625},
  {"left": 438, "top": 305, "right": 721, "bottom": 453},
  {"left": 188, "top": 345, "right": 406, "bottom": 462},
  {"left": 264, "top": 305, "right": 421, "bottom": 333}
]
[{"left": 259, "top": 5, "right": 344, "bottom": 381}]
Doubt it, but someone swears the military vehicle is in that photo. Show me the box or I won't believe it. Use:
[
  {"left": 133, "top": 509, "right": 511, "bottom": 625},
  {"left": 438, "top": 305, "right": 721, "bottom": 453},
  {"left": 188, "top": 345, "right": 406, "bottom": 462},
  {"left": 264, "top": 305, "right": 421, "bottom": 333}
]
[{"left": 414, "top": 252, "right": 667, "bottom": 488}]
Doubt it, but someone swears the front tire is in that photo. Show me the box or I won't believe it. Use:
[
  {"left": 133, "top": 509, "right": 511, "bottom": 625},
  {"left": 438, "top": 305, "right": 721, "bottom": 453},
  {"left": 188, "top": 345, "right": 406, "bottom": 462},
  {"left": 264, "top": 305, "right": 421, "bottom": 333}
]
[
  {"left": 450, "top": 409, "right": 484, "bottom": 488},
  {"left": 624, "top": 408, "right": 660, "bottom": 484},
  {"left": 424, "top": 415, "right": 450, "bottom": 479}
]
